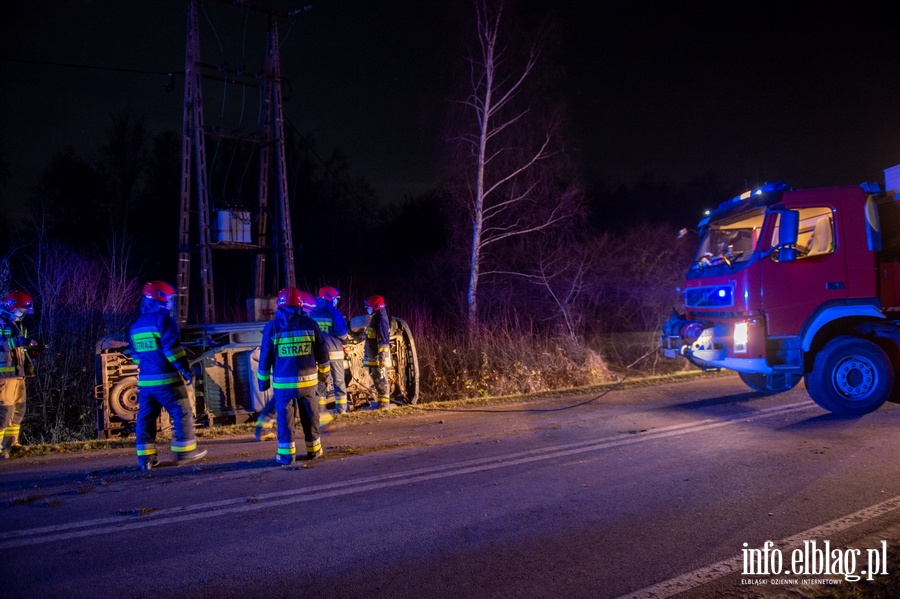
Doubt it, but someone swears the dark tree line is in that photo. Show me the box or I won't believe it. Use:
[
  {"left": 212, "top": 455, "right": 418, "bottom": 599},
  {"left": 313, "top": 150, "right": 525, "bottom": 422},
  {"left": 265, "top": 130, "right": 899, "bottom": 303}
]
[
  {"left": 0, "top": 0, "right": 726, "bottom": 440},
  {"left": 1, "top": 105, "right": 718, "bottom": 333}
]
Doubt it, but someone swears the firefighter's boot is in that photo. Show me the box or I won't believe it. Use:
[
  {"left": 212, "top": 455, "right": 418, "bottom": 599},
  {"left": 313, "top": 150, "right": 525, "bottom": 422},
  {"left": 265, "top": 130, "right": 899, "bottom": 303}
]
[
  {"left": 306, "top": 437, "right": 324, "bottom": 460},
  {"left": 319, "top": 411, "right": 334, "bottom": 431},
  {"left": 3, "top": 428, "right": 21, "bottom": 449},
  {"left": 1, "top": 426, "right": 21, "bottom": 452},
  {"left": 255, "top": 421, "right": 276, "bottom": 441},
  {"left": 274, "top": 454, "right": 294, "bottom": 466},
  {"left": 139, "top": 455, "right": 160, "bottom": 471},
  {"left": 175, "top": 448, "right": 208, "bottom": 464}
]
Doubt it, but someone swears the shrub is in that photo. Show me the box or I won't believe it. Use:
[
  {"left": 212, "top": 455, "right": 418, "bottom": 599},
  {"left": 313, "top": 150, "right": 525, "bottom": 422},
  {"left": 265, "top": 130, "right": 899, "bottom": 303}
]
[
  {"left": 21, "top": 243, "right": 139, "bottom": 442},
  {"left": 414, "top": 319, "right": 616, "bottom": 403}
]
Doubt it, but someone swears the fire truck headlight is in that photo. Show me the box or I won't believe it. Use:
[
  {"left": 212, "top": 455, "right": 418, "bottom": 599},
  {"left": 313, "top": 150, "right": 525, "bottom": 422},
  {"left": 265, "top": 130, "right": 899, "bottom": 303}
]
[{"left": 733, "top": 321, "right": 749, "bottom": 353}]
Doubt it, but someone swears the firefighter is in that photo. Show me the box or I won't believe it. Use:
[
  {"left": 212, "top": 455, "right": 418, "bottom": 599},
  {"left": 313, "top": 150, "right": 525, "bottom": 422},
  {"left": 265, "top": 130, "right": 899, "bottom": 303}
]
[
  {"left": 310, "top": 286, "right": 350, "bottom": 414},
  {"left": 257, "top": 287, "right": 330, "bottom": 465},
  {"left": 254, "top": 289, "right": 336, "bottom": 441},
  {"left": 362, "top": 295, "right": 394, "bottom": 409},
  {"left": 129, "top": 281, "right": 207, "bottom": 470},
  {"left": 0, "top": 290, "right": 36, "bottom": 459}
]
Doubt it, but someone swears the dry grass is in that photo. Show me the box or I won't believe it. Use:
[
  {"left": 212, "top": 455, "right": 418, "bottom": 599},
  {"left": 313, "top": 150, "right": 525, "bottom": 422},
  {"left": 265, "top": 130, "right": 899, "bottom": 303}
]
[
  {"left": 6, "top": 368, "right": 725, "bottom": 459},
  {"left": 14, "top": 315, "right": 694, "bottom": 448},
  {"left": 416, "top": 326, "right": 619, "bottom": 403}
]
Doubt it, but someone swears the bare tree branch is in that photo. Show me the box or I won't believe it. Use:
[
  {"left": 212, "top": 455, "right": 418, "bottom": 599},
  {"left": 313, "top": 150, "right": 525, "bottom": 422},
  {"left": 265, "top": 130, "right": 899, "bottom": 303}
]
[{"left": 450, "top": 0, "right": 579, "bottom": 330}]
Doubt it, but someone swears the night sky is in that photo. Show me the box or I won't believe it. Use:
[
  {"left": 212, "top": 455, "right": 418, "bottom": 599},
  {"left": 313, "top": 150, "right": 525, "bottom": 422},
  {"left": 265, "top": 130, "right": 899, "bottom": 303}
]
[{"left": 2, "top": 0, "right": 899, "bottom": 217}]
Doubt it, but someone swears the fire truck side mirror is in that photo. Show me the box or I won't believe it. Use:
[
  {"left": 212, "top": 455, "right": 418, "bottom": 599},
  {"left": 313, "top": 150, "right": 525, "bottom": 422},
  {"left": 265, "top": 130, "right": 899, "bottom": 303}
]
[{"left": 773, "top": 209, "right": 800, "bottom": 263}]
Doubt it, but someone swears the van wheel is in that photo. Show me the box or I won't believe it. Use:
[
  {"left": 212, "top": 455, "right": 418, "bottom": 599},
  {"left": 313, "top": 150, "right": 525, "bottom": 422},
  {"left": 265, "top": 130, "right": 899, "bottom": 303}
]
[
  {"left": 805, "top": 336, "right": 892, "bottom": 416},
  {"left": 109, "top": 377, "right": 140, "bottom": 420},
  {"left": 739, "top": 372, "right": 801, "bottom": 394}
]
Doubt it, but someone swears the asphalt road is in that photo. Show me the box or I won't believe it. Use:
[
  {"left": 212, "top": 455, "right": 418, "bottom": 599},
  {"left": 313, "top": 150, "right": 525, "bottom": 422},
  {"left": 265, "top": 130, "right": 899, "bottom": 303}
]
[{"left": 4, "top": 373, "right": 900, "bottom": 599}]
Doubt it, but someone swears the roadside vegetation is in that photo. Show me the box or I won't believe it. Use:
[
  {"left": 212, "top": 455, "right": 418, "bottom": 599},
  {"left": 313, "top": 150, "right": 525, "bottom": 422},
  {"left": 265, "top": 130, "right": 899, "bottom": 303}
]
[
  {"left": 0, "top": 0, "right": 714, "bottom": 446},
  {"left": 1, "top": 219, "right": 694, "bottom": 446}
]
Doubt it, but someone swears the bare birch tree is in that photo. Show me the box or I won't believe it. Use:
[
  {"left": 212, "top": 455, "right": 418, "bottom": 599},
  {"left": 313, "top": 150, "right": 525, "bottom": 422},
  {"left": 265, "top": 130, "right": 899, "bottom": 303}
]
[{"left": 454, "top": 0, "right": 578, "bottom": 329}]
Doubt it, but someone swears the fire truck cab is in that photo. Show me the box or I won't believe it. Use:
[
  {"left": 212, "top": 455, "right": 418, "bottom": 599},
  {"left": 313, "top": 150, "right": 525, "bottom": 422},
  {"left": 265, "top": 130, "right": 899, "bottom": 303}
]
[{"left": 661, "top": 165, "right": 900, "bottom": 416}]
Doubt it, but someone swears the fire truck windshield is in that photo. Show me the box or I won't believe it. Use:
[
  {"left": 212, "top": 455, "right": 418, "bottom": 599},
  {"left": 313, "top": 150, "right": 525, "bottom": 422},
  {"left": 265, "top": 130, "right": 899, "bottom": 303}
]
[{"left": 692, "top": 207, "right": 765, "bottom": 270}]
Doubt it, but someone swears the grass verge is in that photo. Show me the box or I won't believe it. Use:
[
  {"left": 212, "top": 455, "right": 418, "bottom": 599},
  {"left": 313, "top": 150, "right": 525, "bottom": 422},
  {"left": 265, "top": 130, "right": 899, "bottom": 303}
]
[{"left": 7, "top": 368, "right": 731, "bottom": 459}]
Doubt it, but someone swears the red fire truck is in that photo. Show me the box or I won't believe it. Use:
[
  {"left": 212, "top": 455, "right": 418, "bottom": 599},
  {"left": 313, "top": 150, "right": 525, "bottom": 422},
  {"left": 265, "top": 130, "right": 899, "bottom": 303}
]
[{"left": 661, "top": 165, "right": 900, "bottom": 416}]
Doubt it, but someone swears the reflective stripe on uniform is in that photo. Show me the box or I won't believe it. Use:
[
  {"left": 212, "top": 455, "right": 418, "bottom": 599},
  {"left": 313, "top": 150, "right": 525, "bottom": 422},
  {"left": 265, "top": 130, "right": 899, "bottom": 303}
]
[
  {"left": 312, "top": 317, "right": 333, "bottom": 334},
  {"left": 273, "top": 373, "right": 318, "bottom": 389},
  {"left": 136, "top": 443, "right": 157, "bottom": 456},
  {"left": 171, "top": 439, "right": 198, "bottom": 453},
  {"left": 277, "top": 442, "right": 296, "bottom": 456},
  {"left": 138, "top": 372, "right": 183, "bottom": 386},
  {"left": 271, "top": 332, "right": 315, "bottom": 343},
  {"left": 165, "top": 347, "right": 187, "bottom": 362},
  {"left": 306, "top": 437, "right": 322, "bottom": 454}
]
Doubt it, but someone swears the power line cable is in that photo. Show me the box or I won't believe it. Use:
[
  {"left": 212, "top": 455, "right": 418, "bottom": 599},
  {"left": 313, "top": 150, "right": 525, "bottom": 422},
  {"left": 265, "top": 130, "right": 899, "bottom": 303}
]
[
  {"left": 201, "top": 1, "right": 226, "bottom": 59},
  {"left": 1, "top": 57, "right": 179, "bottom": 78}
]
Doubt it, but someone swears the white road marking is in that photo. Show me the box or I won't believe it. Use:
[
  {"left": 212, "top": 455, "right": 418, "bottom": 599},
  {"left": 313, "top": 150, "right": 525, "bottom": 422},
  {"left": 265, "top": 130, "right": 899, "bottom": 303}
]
[
  {"left": 619, "top": 494, "right": 900, "bottom": 598},
  {"left": 1, "top": 401, "right": 815, "bottom": 549}
]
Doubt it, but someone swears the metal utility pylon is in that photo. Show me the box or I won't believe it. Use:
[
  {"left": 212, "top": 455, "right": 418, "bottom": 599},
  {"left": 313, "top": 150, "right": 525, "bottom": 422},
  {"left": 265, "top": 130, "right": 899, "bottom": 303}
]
[
  {"left": 177, "top": 0, "right": 296, "bottom": 325},
  {"left": 266, "top": 15, "right": 297, "bottom": 292}
]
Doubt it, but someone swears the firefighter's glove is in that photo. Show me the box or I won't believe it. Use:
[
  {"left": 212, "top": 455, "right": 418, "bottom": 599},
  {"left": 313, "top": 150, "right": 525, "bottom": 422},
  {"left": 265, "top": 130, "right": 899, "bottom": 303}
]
[
  {"left": 317, "top": 364, "right": 331, "bottom": 384},
  {"left": 258, "top": 378, "right": 271, "bottom": 393},
  {"left": 23, "top": 339, "right": 44, "bottom": 357}
]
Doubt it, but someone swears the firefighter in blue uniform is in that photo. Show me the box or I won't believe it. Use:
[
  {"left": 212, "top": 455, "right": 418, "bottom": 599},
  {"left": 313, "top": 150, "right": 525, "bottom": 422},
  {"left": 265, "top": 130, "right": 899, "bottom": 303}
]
[
  {"left": 257, "top": 287, "right": 331, "bottom": 465},
  {"left": 363, "top": 295, "right": 394, "bottom": 409},
  {"left": 310, "top": 286, "right": 350, "bottom": 414},
  {"left": 0, "top": 290, "right": 35, "bottom": 459},
  {"left": 129, "top": 281, "right": 207, "bottom": 470}
]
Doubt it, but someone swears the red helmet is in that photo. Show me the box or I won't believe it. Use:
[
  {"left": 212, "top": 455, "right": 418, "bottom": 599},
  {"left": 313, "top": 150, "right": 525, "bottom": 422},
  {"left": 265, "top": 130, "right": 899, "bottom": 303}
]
[
  {"left": 277, "top": 286, "right": 303, "bottom": 307},
  {"left": 277, "top": 287, "right": 317, "bottom": 310},
  {"left": 364, "top": 295, "right": 386, "bottom": 311},
  {"left": 3, "top": 290, "right": 34, "bottom": 314},
  {"left": 142, "top": 281, "right": 176, "bottom": 303},
  {"left": 318, "top": 286, "right": 340, "bottom": 301},
  {"left": 298, "top": 290, "right": 317, "bottom": 311}
]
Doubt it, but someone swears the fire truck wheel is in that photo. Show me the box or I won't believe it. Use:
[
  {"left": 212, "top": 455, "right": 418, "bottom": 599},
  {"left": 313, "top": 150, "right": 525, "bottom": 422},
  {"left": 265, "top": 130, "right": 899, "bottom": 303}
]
[
  {"left": 805, "top": 336, "right": 892, "bottom": 417},
  {"left": 738, "top": 372, "right": 801, "bottom": 394},
  {"left": 109, "top": 377, "right": 140, "bottom": 421}
]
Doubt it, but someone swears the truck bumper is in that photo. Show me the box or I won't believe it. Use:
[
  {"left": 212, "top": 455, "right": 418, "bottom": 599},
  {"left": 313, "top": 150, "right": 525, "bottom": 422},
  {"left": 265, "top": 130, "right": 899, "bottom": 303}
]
[
  {"left": 687, "top": 355, "right": 774, "bottom": 374},
  {"left": 659, "top": 335, "right": 774, "bottom": 374}
]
